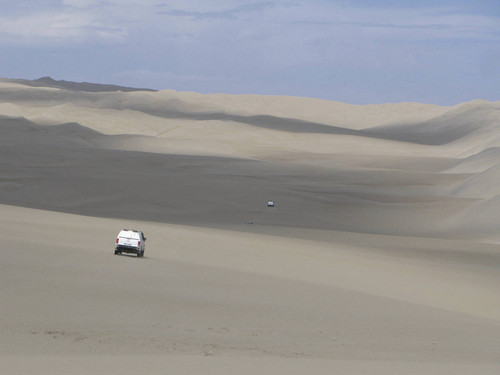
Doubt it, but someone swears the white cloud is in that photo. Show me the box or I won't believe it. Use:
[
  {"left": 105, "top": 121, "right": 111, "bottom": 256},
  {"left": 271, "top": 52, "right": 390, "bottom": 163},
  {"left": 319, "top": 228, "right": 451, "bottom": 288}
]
[
  {"left": 62, "top": 0, "right": 104, "bottom": 7},
  {"left": 0, "top": 5, "right": 127, "bottom": 44}
]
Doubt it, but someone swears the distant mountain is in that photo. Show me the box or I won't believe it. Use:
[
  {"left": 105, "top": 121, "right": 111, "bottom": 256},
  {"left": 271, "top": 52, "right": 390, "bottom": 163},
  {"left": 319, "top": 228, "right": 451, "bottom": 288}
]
[{"left": 4, "top": 76, "right": 157, "bottom": 93}]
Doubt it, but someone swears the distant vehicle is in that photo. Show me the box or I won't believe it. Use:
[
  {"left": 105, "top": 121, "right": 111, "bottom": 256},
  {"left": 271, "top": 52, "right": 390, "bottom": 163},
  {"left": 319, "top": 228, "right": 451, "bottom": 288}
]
[
  {"left": 267, "top": 201, "right": 275, "bottom": 207},
  {"left": 115, "top": 229, "right": 146, "bottom": 257}
]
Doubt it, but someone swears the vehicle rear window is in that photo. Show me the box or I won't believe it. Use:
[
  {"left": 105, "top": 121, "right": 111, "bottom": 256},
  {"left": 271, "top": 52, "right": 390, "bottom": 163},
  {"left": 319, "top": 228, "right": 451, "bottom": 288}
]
[{"left": 119, "top": 231, "right": 139, "bottom": 239}]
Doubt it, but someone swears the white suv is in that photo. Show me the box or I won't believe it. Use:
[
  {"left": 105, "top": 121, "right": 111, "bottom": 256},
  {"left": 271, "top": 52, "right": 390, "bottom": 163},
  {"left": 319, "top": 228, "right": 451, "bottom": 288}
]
[{"left": 115, "top": 229, "right": 146, "bottom": 257}]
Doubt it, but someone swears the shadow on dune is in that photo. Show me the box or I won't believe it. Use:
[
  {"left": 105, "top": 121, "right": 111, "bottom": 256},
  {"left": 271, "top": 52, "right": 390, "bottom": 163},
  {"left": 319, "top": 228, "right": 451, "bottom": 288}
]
[
  {"left": 1, "top": 116, "right": 488, "bottom": 239},
  {"left": 148, "top": 108, "right": 370, "bottom": 135},
  {"left": 364, "top": 102, "right": 500, "bottom": 145}
]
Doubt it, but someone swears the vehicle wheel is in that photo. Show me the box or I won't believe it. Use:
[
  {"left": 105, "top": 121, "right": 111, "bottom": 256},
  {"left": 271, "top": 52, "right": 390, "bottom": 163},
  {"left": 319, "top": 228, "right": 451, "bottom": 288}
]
[{"left": 114, "top": 250, "right": 118, "bottom": 255}]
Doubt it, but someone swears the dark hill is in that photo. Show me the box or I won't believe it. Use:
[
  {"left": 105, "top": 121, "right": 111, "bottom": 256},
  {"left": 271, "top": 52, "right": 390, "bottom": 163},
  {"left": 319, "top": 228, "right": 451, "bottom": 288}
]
[{"left": 5, "top": 76, "right": 156, "bottom": 93}]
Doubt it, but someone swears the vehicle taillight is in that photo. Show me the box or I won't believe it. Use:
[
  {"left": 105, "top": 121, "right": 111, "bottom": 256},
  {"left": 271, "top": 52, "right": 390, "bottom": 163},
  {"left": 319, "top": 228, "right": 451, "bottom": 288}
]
[
  {"left": 138, "top": 241, "right": 141, "bottom": 246},
  {"left": 116, "top": 238, "right": 119, "bottom": 243}
]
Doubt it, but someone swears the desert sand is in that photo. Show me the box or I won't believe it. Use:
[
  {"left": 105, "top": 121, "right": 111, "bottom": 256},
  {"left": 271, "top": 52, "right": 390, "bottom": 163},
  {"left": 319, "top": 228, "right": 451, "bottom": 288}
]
[{"left": 0, "top": 78, "right": 499, "bottom": 374}]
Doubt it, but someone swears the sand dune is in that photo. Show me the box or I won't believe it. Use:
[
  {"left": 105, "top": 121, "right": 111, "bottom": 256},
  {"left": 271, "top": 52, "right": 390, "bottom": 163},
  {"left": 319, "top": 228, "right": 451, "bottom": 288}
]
[
  {"left": 1, "top": 78, "right": 499, "bottom": 374},
  {"left": 365, "top": 101, "right": 500, "bottom": 147},
  {"left": 0, "top": 115, "right": 479, "bottom": 237},
  {"left": 0, "top": 78, "right": 451, "bottom": 129},
  {"left": 2, "top": 204, "right": 500, "bottom": 373},
  {"left": 446, "top": 147, "right": 500, "bottom": 173}
]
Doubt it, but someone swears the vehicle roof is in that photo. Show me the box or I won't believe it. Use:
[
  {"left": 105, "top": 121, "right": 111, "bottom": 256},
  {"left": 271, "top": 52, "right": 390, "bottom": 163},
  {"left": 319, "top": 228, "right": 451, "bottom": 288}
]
[{"left": 118, "top": 229, "right": 142, "bottom": 238}]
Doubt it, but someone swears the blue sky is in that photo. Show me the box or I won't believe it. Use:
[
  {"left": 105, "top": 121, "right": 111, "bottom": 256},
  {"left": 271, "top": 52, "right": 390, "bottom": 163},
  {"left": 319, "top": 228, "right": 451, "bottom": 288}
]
[{"left": 0, "top": 0, "right": 498, "bottom": 104}]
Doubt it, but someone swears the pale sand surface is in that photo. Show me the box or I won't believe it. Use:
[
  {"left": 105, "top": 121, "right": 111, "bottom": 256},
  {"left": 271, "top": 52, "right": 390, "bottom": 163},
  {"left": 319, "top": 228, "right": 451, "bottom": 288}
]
[
  {"left": 1, "top": 79, "right": 499, "bottom": 373},
  {"left": 2, "top": 205, "right": 499, "bottom": 374}
]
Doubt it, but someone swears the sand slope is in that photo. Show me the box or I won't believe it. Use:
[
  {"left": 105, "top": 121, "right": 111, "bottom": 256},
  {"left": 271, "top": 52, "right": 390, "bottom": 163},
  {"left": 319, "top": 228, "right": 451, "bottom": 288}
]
[
  {"left": 2, "top": 205, "right": 499, "bottom": 374},
  {"left": 0, "top": 78, "right": 499, "bottom": 373}
]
